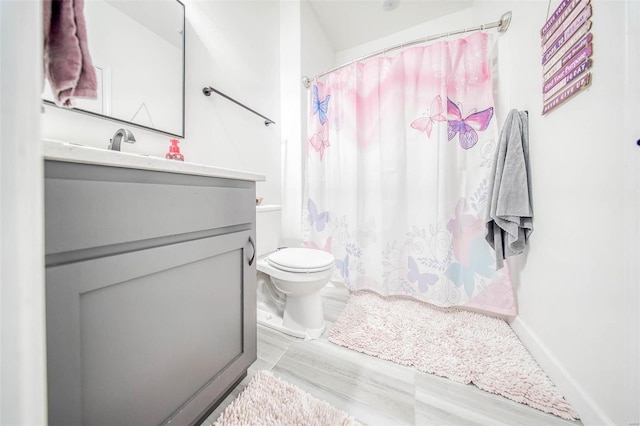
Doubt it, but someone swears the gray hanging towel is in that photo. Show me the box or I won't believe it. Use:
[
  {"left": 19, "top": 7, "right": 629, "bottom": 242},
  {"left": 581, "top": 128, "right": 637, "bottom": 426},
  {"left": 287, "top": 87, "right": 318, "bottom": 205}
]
[{"left": 485, "top": 110, "right": 533, "bottom": 270}]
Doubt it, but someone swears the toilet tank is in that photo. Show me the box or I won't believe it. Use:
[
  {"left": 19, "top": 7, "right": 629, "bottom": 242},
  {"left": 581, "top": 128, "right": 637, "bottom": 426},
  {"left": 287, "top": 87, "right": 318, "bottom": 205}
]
[{"left": 256, "top": 205, "right": 281, "bottom": 257}]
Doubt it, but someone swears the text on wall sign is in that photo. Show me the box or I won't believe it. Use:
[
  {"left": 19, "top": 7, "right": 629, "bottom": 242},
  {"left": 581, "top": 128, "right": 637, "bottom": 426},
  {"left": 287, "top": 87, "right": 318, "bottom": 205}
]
[{"left": 541, "top": 0, "right": 593, "bottom": 115}]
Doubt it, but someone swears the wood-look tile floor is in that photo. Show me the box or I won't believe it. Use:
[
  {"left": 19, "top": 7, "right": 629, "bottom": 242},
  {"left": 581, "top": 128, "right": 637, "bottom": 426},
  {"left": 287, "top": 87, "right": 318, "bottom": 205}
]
[{"left": 203, "top": 284, "right": 582, "bottom": 426}]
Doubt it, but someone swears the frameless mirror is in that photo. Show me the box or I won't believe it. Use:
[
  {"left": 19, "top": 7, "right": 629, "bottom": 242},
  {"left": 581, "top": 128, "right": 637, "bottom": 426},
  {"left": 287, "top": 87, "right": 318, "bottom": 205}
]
[{"left": 42, "top": 0, "right": 185, "bottom": 138}]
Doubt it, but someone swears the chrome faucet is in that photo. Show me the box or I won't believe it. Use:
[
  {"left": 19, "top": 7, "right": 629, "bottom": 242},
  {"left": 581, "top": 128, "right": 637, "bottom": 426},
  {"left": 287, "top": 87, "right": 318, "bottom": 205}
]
[{"left": 108, "top": 128, "right": 136, "bottom": 151}]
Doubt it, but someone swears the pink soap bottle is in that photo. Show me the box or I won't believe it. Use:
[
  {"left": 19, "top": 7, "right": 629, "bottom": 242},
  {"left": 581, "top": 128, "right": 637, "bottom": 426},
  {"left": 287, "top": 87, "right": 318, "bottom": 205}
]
[{"left": 166, "top": 138, "right": 184, "bottom": 161}]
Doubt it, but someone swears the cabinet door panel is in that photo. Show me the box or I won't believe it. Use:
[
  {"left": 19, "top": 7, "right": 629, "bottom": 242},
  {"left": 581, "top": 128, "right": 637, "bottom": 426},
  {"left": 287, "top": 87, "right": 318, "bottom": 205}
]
[{"left": 46, "top": 231, "right": 256, "bottom": 426}]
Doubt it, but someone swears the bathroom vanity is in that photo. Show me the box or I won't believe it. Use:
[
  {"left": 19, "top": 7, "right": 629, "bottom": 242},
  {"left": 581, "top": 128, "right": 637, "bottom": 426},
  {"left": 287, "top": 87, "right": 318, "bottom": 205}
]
[{"left": 44, "top": 141, "right": 264, "bottom": 425}]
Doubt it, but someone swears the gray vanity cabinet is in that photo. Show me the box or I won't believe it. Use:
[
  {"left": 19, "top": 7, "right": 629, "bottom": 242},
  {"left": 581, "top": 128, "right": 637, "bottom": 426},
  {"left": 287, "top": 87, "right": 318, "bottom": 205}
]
[{"left": 44, "top": 160, "right": 257, "bottom": 426}]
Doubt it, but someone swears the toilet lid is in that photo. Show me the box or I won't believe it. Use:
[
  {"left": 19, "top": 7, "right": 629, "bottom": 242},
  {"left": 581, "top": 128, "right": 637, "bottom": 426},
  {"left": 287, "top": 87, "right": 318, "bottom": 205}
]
[{"left": 267, "top": 248, "right": 334, "bottom": 273}]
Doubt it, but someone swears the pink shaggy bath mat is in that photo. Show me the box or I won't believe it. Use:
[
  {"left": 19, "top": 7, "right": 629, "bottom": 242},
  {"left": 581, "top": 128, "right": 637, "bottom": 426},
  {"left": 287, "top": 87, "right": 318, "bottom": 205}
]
[
  {"left": 214, "top": 371, "right": 361, "bottom": 426},
  {"left": 329, "top": 291, "right": 579, "bottom": 421}
]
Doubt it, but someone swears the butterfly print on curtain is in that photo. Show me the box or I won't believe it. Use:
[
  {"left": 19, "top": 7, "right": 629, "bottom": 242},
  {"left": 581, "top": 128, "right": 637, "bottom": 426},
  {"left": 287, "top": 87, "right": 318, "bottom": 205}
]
[
  {"left": 446, "top": 98, "right": 494, "bottom": 149},
  {"left": 312, "top": 84, "right": 330, "bottom": 125},
  {"left": 407, "top": 256, "right": 438, "bottom": 292},
  {"left": 303, "top": 236, "right": 333, "bottom": 253},
  {"left": 411, "top": 95, "right": 446, "bottom": 138},
  {"left": 307, "top": 198, "right": 329, "bottom": 232},
  {"left": 309, "top": 123, "right": 330, "bottom": 160}
]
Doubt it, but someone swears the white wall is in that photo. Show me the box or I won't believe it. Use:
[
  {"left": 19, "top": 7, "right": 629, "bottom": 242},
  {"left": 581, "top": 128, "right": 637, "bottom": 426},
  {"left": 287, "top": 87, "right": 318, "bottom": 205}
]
[
  {"left": 279, "top": 1, "right": 335, "bottom": 245},
  {"left": 335, "top": 8, "right": 474, "bottom": 64},
  {"left": 301, "top": 0, "right": 336, "bottom": 146},
  {"left": 0, "top": 1, "right": 48, "bottom": 424},
  {"left": 624, "top": 3, "right": 640, "bottom": 424},
  {"left": 184, "top": 0, "right": 281, "bottom": 204},
  {"left": 334, "top": 2, "right": 639, "bottom": 424},
  {"left": 42, "top": 0, "right": 282, "bottom": 205},
  {"left": 279, "top": 0, "right": 303, "bottom": 246},
  {"left": 475, "top": 2, "right": 638, "bottom": 424}
]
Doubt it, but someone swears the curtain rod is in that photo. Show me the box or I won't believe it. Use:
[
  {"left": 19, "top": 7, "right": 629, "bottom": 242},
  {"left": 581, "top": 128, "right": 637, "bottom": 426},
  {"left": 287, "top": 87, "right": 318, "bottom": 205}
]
[{"left": 302, "top": 11, "right": 512, "bottom": 88}]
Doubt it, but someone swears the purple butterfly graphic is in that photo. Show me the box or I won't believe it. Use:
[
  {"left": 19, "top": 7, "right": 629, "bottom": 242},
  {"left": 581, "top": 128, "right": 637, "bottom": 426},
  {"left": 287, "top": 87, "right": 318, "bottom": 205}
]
[
  {"left": 407, "top": 256, "right": 438, "bottom": 292},
  {"left": 335, "top": 254, "right": 349, "bottom": 281},
  {"left": 307, "top": 198, "right": 329, "bottom": 232},
  {"left": 313, "top": 85, "right": 330, "bottom": 125},
  {"left": 446, "top": 98, "right": 494, "bottom": 149}
]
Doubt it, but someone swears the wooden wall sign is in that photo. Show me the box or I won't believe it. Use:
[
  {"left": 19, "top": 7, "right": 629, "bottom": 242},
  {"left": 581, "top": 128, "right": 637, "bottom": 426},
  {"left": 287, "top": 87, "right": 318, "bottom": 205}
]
[{"left": 541, "top": 0, "right": 593, "bottom": 115}]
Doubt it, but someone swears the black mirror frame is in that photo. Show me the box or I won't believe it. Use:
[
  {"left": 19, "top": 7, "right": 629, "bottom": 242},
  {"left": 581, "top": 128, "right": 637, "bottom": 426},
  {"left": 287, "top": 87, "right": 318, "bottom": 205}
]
[{"left": 42, "top": 0, "right": 186, "bottom": 139}]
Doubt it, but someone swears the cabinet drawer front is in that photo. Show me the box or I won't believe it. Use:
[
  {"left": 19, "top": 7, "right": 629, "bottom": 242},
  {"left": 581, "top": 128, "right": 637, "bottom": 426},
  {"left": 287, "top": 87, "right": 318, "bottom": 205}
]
[{"left": 45, "top": 161, "right": 256, "bottom": 256}]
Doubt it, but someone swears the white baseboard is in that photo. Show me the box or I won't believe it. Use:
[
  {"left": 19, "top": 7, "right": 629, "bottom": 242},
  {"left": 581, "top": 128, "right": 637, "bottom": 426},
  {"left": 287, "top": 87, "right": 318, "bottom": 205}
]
[{"left": 510, "top": 317, "right": 615, "bottom": 426}]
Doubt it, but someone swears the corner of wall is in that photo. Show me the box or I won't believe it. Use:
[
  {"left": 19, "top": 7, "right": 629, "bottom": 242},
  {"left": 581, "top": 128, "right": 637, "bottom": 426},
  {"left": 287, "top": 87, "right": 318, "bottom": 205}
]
[
  {"left": 511, "top": 317, "right": 616, "bottom": 425},
  {"left": 1, "top": 0, "right": 48, "bottom": 424}
]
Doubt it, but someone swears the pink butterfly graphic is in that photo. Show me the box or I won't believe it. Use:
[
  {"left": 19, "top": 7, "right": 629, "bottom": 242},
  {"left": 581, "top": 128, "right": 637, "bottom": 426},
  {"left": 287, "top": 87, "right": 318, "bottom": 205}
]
[
  {"left": 410, "top": 95, "right": 446, "bottom": 138},
  {"left": 303, "top": 236, "right": 332, "bottom": 253},
  {"left": 309, "top": 124, "right": 330, "bottom": 160},
  {"left": 446, "top": 98, "right": 494, "bottom": 149}
]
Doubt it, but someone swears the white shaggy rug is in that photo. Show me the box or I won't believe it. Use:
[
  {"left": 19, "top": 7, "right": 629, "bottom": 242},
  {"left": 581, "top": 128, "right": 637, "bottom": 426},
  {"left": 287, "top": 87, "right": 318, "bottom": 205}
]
[
  {"left": 328, "top": 291, "right": 579, "bottom": 421},
  {"left": 213, "top": 371, "right": 361, "bottom": 426}
]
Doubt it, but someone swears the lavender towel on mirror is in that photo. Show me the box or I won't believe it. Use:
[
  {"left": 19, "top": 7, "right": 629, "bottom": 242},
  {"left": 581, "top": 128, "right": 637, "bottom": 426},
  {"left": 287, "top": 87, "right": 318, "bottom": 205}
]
[
  {"left": 43, "top": 0, "right": 97, "bottom": 107},
  {"left": 485, "top": 110, "right": 533, "bottom": 270}
]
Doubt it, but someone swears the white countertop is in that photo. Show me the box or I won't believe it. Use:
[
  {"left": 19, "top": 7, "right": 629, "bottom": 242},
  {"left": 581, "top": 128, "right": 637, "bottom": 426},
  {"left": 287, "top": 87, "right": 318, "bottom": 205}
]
[{"left": 43, "top": 140, "right": 266, "bottom": 182}]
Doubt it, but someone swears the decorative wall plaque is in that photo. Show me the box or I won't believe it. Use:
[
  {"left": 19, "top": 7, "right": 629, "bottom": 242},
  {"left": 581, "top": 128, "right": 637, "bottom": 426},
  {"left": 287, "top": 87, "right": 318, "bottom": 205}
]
[{"left": 541, "top": 0, "right": 593, "bottom": 115}]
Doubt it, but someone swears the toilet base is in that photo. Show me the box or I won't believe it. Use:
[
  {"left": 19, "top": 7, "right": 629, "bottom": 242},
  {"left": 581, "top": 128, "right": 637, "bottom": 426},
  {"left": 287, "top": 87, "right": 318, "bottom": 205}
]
[{"left": 257, "top": 306, "right": 325, "bottom": 340}]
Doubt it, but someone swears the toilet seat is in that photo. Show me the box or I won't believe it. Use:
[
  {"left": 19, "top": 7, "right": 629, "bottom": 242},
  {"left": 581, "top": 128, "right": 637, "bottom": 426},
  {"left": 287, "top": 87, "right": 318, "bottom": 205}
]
[
  {"left": 267, "top": 248, "right": 334, "bottom": 273},
  {"left": 257, "top": 258, "right": 334, "bottom": 284}
]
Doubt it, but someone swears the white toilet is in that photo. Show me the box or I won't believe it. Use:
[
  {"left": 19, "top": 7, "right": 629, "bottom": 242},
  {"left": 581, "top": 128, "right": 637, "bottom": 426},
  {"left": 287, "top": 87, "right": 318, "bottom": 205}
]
[{"left": 256, "top": 205, "right": 334, "bottom": 340}]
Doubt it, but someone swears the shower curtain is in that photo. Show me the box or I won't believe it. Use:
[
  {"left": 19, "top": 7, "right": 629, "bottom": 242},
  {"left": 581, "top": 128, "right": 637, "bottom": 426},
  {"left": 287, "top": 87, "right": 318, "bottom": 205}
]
[{"left": 303, "top": 32, "right": 516, "bottom": 316}]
